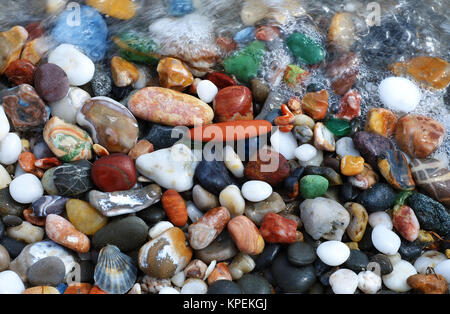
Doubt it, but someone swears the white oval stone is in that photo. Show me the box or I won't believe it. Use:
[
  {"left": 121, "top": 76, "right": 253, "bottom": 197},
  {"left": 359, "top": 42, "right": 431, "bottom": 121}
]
[
  {"left": 294, "top": 144, "right": 317, "bottom": 162},
  {"left": 0, "top": 133, "right": 22, "bottom": 165},
  {"left": 48, "top": 44, "right": 95, "bottom": 86},
  {"left": 336, "top": 137, "right": 360, "bottom": 157},
  {"left": 0, "top": 270, "right": 25, "bottom": 294},
  {"left": 241, "top": 180, "right": 272, "bottom": 202},
  {"left": 171, "top": 271, "right": 186, "bottom": 288},
  {"left": 0, "top": 106, "right": 10, "bottom": 142},
  {"left": 368, "top": 211, "right": 393, "bottom": 230},
  {"left": 223, "top": 145, "right": 244, "bottom": 178},
  {"left": 413, "top": 250, "right": 447, "bottom": 274},
  {"left": 148, "top": 221, "right": 174, "bottom": 239},
  {"left": 270, "top": 129, "right": 297, "bottom": 160},
  {"left": 378, "top": 77, "right": 421, "bottom": 113},
  {"left": 371, "top": 224, "right": 401, "bottom": 255},
  {"left": 9, "top": 174, "right": 44, "bottom": 204},
  {"left": 0, "top": 165, "right": 11, "bottom": 189},
  {"left": 186, "top": 201, "right": 203, "bottom": 223},
  {"left": 316, "top": 240, "right": 350, "bottom": 266},
  {"left": 435, "top": 259, "right": 450, "bottom": 283},
  {"left": 382, "top": 259, "right": 417, "bottom": 292},
  {"left": 50, "top": 87, "right": 91, "bottom": 124},
  {"left": 136, "top": 144, "right": 198, "bottom": 192},
  {"left": 197, "top": 80, "right": 218, "bottom": 103},
  {"left": 159, "top": 287, "right": 180, "bottom": 294},
  {"left": 219, "top": 185, "right": 245, "bottom": 217},
  {"left": 181, "top": 278, "right": 208, "bottom": 294},
  {"left": 358, "top": 270, "right": 382, "bottom": 294},
  {"left": 329, "top": 269, "right": 358, "bottom": 294}
]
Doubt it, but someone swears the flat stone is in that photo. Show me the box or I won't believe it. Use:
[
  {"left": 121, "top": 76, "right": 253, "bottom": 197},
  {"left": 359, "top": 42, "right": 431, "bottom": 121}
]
[{"left": 27, "top": 256, "right": 65, "bottom": 286}]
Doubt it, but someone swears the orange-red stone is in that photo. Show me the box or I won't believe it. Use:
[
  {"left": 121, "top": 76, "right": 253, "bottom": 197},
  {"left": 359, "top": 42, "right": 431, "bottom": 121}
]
[
  {"left": 335, "top": 90, "right": 361, "bottom": 121},
  {"left": 91, "top": 153, "right": 137, "bottom": 192},
  {"left": 302, "top": 89, "right": 329, "bottom": 120},
  {"left": 213, "top": 85, "right": 253, "bottom": 122},
  {"left": 4, "top": 59, "right": 37, "bottom": 86},
  {"left": 260, "top": 212, "right": 297, "bottom": 243}
]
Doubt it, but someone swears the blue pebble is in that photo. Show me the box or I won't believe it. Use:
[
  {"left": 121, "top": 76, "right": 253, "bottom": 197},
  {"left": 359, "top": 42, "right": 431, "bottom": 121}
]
[
  {"left": 169, "top": 0, "right": 194, "bottom": 17},
  {"left": 57, "top": 283, "right": 67, "bottom": 294},
  {"left": 234, "top": 27, "right": 256, "bottom": 44},
  {"left": 51, "top": 5, "right": 108, "bottom": 62}
]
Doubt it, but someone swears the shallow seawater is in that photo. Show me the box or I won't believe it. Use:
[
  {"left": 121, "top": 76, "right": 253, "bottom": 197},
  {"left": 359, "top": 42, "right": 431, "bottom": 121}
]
[{"left": 0, "top": 0, "right": 448, "bottom": 160}]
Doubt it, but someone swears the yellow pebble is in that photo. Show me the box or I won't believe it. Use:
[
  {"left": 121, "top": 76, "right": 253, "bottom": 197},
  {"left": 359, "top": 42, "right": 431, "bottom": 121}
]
[
  {"left": 340, "top": 155, "right": 365, "bottom": 176},
  {"left": 21, "top": 139, "right": 30, "bottom": 152},
  {"left": 111, "top": 56, "right": 139, "bottom": 87},
  {"left": 23, "top": 286, "right": 60, "bottom": 294},
  {"left": 66, "top": 199, "right": 108, "bottom": 235},
  {"left": 86, "top": 0, "right": 137, "bottom": 20}
]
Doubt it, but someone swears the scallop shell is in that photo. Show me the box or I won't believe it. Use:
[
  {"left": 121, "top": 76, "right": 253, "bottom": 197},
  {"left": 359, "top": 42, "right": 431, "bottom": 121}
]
[{"left": 94, "top": 245, "right": 137, "bottom": 294}]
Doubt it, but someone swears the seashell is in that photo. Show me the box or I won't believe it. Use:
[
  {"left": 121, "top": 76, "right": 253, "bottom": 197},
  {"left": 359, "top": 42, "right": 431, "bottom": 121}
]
[
  {"left": 43, "top": 117, "right": 93, "bottom": 162},
  {"left": 161, "top": 189, "right": 188, "bottom": 227},
  {"left": 94, "top": 245, "right": 137, "bottom": 294}
]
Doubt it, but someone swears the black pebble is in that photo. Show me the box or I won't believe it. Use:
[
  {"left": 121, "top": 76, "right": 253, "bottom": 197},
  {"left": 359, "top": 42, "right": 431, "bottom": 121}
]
[
  {"left": 237, "top": 274, "right": 272, "bottom": 294},
  {"left": 369, "top": 253, "right": 393, "bottom": 275},
  {"left": 339, "top": 182, "right": 359, "bottom": 203},
  {"left": 287, "top": 242, "right": 316, "bottom": 267},
  {"left": 255, "top": 243, "right": 281, "bottom": 271},
  {"left": 0, "top": 219, "right": 4, "bottom": 240},
  {"left": 137, "top": 206, "right": 166, "bottom": 226},
  {"left": 0, "top": 236, "right": 26, "bottom": 259},
  {"left": 398, "top": 239, "right": 422, "bottom": 262},
  {"left": 356, "top": 183, "right": 397, "bottom": 212},
  {"left": 208, "top": 280, "right": 243, "bottom": 294},
  {"left": 2, "top": 215, "right": 22, "bottom": 227},
  {"left": 344, "top": 249, "right": 370, "bottom": 272}
]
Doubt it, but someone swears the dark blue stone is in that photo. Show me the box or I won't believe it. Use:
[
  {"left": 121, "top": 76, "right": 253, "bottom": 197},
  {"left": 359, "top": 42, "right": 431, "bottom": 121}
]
[
  {"left": 194, "top": 159, "right": 236, "bottom": 195},
  {"left": 142, "top": 124, "right": 184, "bottom": 150}
]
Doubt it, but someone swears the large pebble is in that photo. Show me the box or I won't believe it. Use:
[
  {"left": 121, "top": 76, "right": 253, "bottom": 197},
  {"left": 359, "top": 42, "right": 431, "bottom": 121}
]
[
  {"left": 352, "top": 131, "right": 394, "bottom": 169},
  {"left": 91, "top": 154, "right": 136, "bottom": 192},
  {"left": 228, "top": 215, "right": 264, "bottom": 255},
  {"left": 371, "top": 224, "right": 401, "bottom": 255},
  {"left": 34, "top": 63, "right": 69, "bottom": 103},
  {"left": 9, "top": 174, "right": 43, "bottom": 204},
  {"left": 49, "top": 87, "right": 91, "bottom": 124},
  {"left": 66, "top": 199, "right": 107, "bottom": 236},
  {"left": 435, "top": 260, "right": 450, "bottom": 283},
  {"left": 237, "top": 274, "right": 272, "bottom": 294},
  {"left": 329, "top": 269, "right": 358, "bottom": 294},
  {"left": 52, "top": 160, "right": 93, "bottom": 196},
  {"left": 192, "top": 184, "right": 219, "bottom": 211},
  {"left": 136, "top": 144, "right": 198, "bottom": 192},
  {"left": 0, "top": 270, "right": 25, "bottom": 294},
  {"left": 287, "top": 242, "right": 316, "bottom": 267},
  {"left": 45, "top": 214, "right": 90, "bottom": 253},
  {"left": 188, "top": 207, "right": 230, "bottom": 250},
  {"left": 241, "top": 180, "right": 272, "bottom": 202},
  {"left": 27, "top": 256, "right": 65, "bottom": 286},
  {"left": 48, "top": 44, "right": 95, "bottom": 86},
  {"left": 316, "top": 241, "right": 350, "bottom": 266},
  {"left": 0, "top": 133, "right": 22, "bottom": 165},
  {"left": 378, "top": 77, "right": 421, "bottom": 113},
  {"left": 382, "top": 259, "right": 417, "bottom": 292}
]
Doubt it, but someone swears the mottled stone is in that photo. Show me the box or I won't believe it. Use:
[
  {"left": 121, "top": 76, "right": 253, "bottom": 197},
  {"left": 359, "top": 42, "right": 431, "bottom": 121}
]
[
  {"left": 52, "top": 160, "right": 93, "bottom": 196},
  {"left": 213, "top": 86, "right": 253, "bottom": 122},
  {"left": 0, "top": 26, "right": 28, "bottom": 75},
  {"left": 34, "top": 63, "right": 70, "bottom": 102},
  {"left": 352, "top": 131, "right": 394, "bottom": 169},
  {"left": 378, "top": 150, "right": 415, "bottom": 191}
]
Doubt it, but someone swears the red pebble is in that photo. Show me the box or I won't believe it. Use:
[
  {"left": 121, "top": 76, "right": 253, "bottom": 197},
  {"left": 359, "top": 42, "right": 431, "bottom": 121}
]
[
  {"left": 205, "top": 72, "right": 237, "bottom": 90},
  {"left": 392, "top": 205, "right": 420, "bottom": 242},
  {"left": 216, "top": 37, "right": 237, "bottom": 53},
  {"left": 274, "top": 104, "right": 295, "bottom": 132},
  {"left": 25, "top": 22, "right": 45, "bottom": 41},
  {"left": 335, "top": 89, "right": 361, "bottom": 121},
  {"left": 255, "top": 26, "right": 280, "bottom": 41},
  {"left": 260, "top": 212, "right": 297, "bottom": 243},
  {"left": 35, "top": 157, "right": 62, "bottom": 170},
  {"left": 4, "top": 59, "right": 37, "bottom": 86},
  {"left": 213, "top": 85, "right": 253, "bottom": 122},
  {"left": 91, "top": 154, "right": 137, "bottom": 192}
]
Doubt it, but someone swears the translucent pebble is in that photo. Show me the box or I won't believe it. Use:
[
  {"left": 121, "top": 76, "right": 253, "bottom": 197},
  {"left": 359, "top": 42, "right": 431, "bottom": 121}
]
[{"left": 378, "top": 77, "right": 421, "bottom": 113}]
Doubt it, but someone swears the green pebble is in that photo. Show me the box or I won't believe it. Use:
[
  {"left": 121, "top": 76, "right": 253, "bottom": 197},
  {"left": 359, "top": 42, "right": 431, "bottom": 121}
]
[
  {"left": 300, "top": 175, "right": 329, "bottom": 199},
  {"left": 286, "top": 33, "right": 326, "bottom": 65},
  {"left": 114, "top": 31, "right": 161, "bottom": 65},
  {"left": 224, "top": 41, "right": 266, "bottom": 83},
  {"left": 325, "top": 118, "right": 351, "bottom": 137}
]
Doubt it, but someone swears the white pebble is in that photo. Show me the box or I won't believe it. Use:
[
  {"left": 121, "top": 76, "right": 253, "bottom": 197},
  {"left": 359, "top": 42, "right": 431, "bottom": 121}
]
[
  {"left": 171, "top": 271, "right": 186, "bottom": 288},
  {"left": 0, "top": 270, "right": 25, "bottom": 294},
  {"left": 413, "top": 250, "right": 447, "bottom": 274},
  {"left": 316, "top": 241, "right": 350, "bottom": 266},
  {"left": 0, "top": 133, "right": 22, "bottom": 165},
  {"left": 50, "top": 87, "right": 91, "bottom": 124},
  {"left": 181, "top": 278, "right": 208, "bottom": 294},
  {"left": 387, "top": 253, "right": 402, "bottom": 266},
  {"left": 298, "top": 149, "right": 323, "bottom": 167},
  {"left": 186, "top": 201, "right": 203, "bottom": 223},
  {"left": 204, "top": 260, "right": 217, "bottom": 281},
  {"left": 148, "top": 221, "right": 174, "bottom": 239},
  {"left": 371, "top": 224, "right": 401, "bottom": 255},
  {"left": 197, "top": 80, "right": 218, "bottom": 103},
  {"left": 294, "top": 144, "right": 317, "bottom": 162},
  {"left": 9, "top": 174, "right": 44, "bottom": 204},
  {"left": 378, "top": 77, "right": 421, "bottom": 113},
  {"left": 219, "top": 185, "right": 245, "bottom": 217},
  {"left": 329, "top": 269, "right": 359, "bottom": 294},
  {"left": 48, "top": 44, "right": 95, "bottom": 86},
  {"left": 358, "top": 270, "right": 382, "bottom": 294},
  {"left": 335, "top": 137, "right": 360, "bottom": 157},
  {"left": 0, "top": 106, "right": 10, "bottom": 142},
  {"left": 435, "top": 259, "right": 450, "bottom": 283},
  {"left": 270, "top": 129, "right": 297, "bottom": 160},
  {"left": 382, "top": 259, "right": 417, "bottom": 292},
  {"left": 241, "top": 180, "right": 272, "bottom": 202},
  {"left": 368, "top": 211, "right": 393, "bottom": 230},
  {"left": 223, "top": 145, "right": 244, "bottom": 178},
  {"left": 159, "top": 287, "right": 180, "bottom": 294},
  {"left": 0, "top": 165, "right": 11, "bottom": 189}
]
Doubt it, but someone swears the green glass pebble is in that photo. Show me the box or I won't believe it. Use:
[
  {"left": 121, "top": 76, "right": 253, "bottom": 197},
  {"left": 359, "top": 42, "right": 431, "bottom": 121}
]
[
  {"left": 325, "top": 118, "right": 351, "bottom": 137},
  {"left": 286, "top": 33, "right": 326, "bottom": 65},
  {"left": 113, "top": 31, "right": 161, "bottom": 65},
  {"left": 224, "top": 41, "right": 266, "bottom": 83},
  {"left": 300, "top": 175, "right": 329, "bottom": 199}
]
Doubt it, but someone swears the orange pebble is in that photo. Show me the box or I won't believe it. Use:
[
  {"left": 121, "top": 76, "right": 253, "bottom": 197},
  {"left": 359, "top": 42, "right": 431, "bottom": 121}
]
[
  {"left": 341, "top": 155, "right": 365, "bottom": 176},
  {"left": 89, "top": 286, "right": 108, "bottom": 294},
  {"left": 64, "top": 283, "right": 92, "bottom": 294},
  {"left": 207, "top": 262, "right": 232, "bottom": 285},
  {"left": 23, "top": 286, "right": 59, "bottom": 294},
  {"left": 34, "top": 157, "right": 62, "bottom": 170},
  {"left": 23, "top": 208, "right": 46, "bottom": 226},
  {"left": 45, "top": 214, "right": 90, "bottom": 253},
  {"left": 18, "top": 152, "right": 37, "bottom": 172},
  {"left": 161, "top": 189, "right": 188, "bottom": 227}
]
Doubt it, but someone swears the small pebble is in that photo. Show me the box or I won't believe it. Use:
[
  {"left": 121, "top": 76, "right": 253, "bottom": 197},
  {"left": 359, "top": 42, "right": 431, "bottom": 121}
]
[
  {"left": 378, "top": 77, "right": 421, "bottom": 113},
  {"left": 357, "top": 270, "right": 382, "bottom": 294},
  {"left": 329, "top": 269, "right": 358, "bottom": 294},
  {"left": 371, "top": 224, "right": 401, "bottom": 255},
  {"left": 368, "top": 211, "right": 393, "bottom": 230},
  {"left": 241, "top": 180, "right": 272, "bottom": 202},
  {"left": 9, "top": 173, "right": 43, "bottom": 204},
  {"left": 382, "top": 259, "right": 417, "bottom": 292},
  {"left": 316, "top": 241, "right": 350, "bottom": 266},
  {"left": 197, "top": 80, "right": 218, "bottom": 103},
  {"left": 0, "top": 133, "right": 22, "bottom": 165}
]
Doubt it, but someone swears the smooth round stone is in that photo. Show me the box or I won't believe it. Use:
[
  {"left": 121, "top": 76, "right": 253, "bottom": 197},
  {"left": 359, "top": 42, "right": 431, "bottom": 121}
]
[
  {"left": 435, "top": 260, "right": 450, "bottom": 283},
  {"left": 9, "top": 174, "right": 43, "bottom": 204},
  {"left": 244, "top": 192, "right": 285, "bottom": 225},
  {"left": 329, "top": 269, "right": 358, "bottom": 294},
  {"left": 287, "top": 242, "right": 316, "bottom": 267},
  {"left": 195, "top": 231, "right": 238, "bottom": 264},
  {"left": 223, "top": 145, "right": 244, "bottom": 178},
  {"left": 241, "top": 181, "right": 272, "bottom": 202},
  {"left": 356, "top": 183, "right": 397, "bottom": 212},
  {"left": 2, "top": 216, "right": 22, "bottom": 228},
  {"left": 49, "top": 87, "right": 91, "bottom": 124},
  {"left": 52, "top": 160, "right": 93, "bottom": 196},
  {"left": 316, "top": 241, "right": 350, "bottom": 266},
  {"left": 192, "top": 184, "right": 219, "bottom": 211},
  {"left": 343, "top": 250, "right": 369, "bottom": 272},
  {"left": 413, "top": 251, "right": 447, "bottom": 274},
  {"left": 368, "top": 211, "right": 393, "bottom": 230},
  {"left": 34, "top": 63, "right": 70, "bottom": 102},
  {"left": 300, "top": 175, "right": 329, "bottom": 199},
  {"left": 48, "top": 44, "right": 95, "bottom": 86},
  {"left": 0, "top": 237, "right": 26, "bottom": 259},
  {"left": 237, "top": 274, "right": 272, "bottom": 294},
  {"left": 336, "top": 137, "right": 360, "bottom": 157},
  {"left": 271, "top": 253, "right": 316, "bottom": 293},
  {"left": 0, "top": 165, "right": 11, "bottom": 189},
  {"left": 66, "top": 199, "right": 108, "bottom": 236},
  {"left": 137, "top": 207, "right": 166, "bottom": 225},
  {"left": 378, "top": 77, "right": 421, "bottom": 113},
  {"left": 51, "top": 5, "right": 108, "bottom": 62},
  {"left": 0, "top": 245, "right": 9, "bottom": 271},
  {"left": 181, "top": 279, "right": 208, "bottom": 294},
  {"left": 270, "top": 129, "right": 298, "bottom": 160},
  {"left": 255, "top": 243, "right": 281, "bottom": 270},
  {"left": 31, "top": 140, "right": 54, "bottom": 160},
  {"left": 295, "top": 144, "right": 317, "bottom": 162},
  {"left": 0, "top": 106, "right": 10, "bottom": 142},
  {"left": 0, "top": 133, "right": 22, "bottom": 165},
  {"left": 382, "top": 259, "right": 417, "bottom": 292},
  {"left": 32, "top": 196, "right": 68, "bottom": 217},
  {"left": 207, "top": 280, "right": 242, "bottom": 294},
  {"left": 197, "top": 80, "right": 218, "bottom": 103},
  {"left": 91, "top": 154, "right": 137, "bottom": 192},
  {"left": 194, "top": 159, "right": 236, "bottom": 196},
  {"left": 371, "top": 224, "right": 401, "bottom": 255},
  {"left": 0, "top": 270, "right": 25, "bottom": 294},
  {"left": 398, "top": 239, "right": 421, "bottom": 262},
  {"left": 27, "top": 256, "right": 65, "bottom": 286}
]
